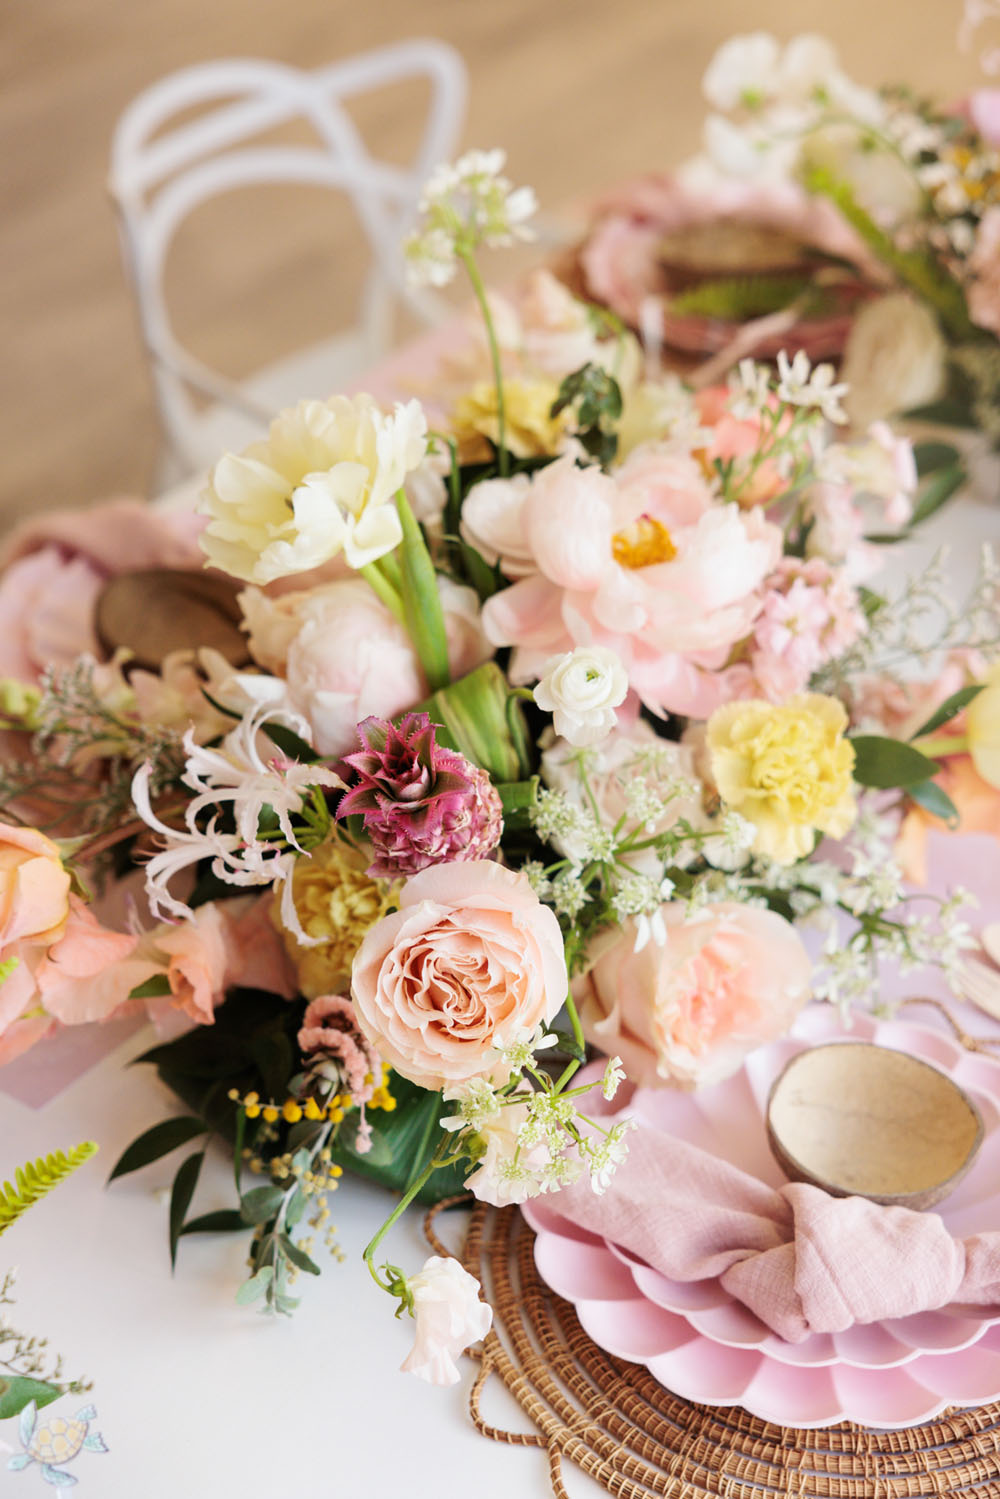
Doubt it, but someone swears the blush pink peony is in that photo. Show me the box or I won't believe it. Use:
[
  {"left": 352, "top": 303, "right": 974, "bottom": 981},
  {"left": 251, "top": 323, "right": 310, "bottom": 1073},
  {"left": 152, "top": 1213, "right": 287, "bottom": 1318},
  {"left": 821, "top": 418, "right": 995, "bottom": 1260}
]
[
  {"left": 240, "top": 577, "right": 492, "bottom": 758},
  {"left": 577, "top": 901, "right": 812, "bottom": 1088},
  {"left": 480, "top": 451, "right": 782, "bottom": 718},
  {"left": 350, "top": 862, "right": 567, "bottom": 1091}
]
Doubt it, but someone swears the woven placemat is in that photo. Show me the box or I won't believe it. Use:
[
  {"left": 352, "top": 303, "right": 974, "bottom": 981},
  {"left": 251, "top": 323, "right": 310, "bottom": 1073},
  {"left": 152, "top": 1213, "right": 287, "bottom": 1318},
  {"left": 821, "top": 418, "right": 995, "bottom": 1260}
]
[{"left": 426, "top": 1199, "right": 1000, "bottom": 1499}]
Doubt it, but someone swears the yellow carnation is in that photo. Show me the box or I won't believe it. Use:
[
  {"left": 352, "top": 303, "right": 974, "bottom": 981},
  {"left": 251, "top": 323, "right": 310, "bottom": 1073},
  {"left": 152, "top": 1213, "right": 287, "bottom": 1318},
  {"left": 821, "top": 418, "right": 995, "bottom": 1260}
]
[
  {"left": 453, "top": 377, "right": 568, "bottom": 461},
  {"left": 707, "top": 693, "right": 857, "bottom": 864},
  {"left": 277, "top": 837, "right": 399, "bottom": 999}
]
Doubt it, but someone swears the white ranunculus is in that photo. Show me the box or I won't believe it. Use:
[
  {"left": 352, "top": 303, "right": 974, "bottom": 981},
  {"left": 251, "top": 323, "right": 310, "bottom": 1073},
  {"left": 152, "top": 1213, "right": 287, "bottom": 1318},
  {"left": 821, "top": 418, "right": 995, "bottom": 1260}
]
[
  {"left": 400, "top": 1256, "right": 493, "bottom": 1386},
  {"left": 841, "top": 294, "right": 947, "bottom": 428},
  {"left": 533, "top": 647, "right": 629, "bottom": 747},
  {"left": 198, "top": 394, "right": 428, "bottom": 584}
]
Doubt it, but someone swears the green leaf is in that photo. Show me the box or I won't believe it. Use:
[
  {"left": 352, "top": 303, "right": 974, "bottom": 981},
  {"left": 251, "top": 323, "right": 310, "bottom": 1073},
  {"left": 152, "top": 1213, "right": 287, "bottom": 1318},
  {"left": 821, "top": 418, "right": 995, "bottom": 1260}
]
[
  {"left": 414, "top": 661, "right": 533, "bottom": 782},
  {"left": 913, "top": 440, "right": 962, "bottom": 476},
  {"left": 903, "top": 398, "right": 979, "bottom": 430},
  {"left": 0, "top": 1377, "right": 61, "bottom": 1420},
  {"left": 178, "top": 1209, "right": 247, "bottom": 1236},
  {"left": 910, "top": 463, "right": 965, "bottom": 527},
  {"left": 546, "top": 1028, "right": 586, "bottom": 1063},
  {"left": 330, "top": 1072, "right": 468, "bottom": 1204},
  {"left": 910, "top": 684, "right": 984, "bottom": 740},
  {"left": 850, "top": 735, "right": 941, "bottom": 789},
  {"left": 235, "top": 1265, "right": 274, "bottom": 1305},
  {"left": 908, "top": 779, "right": 961, "bottom": 826},
  {"left": 284, "top": 1186, "right": 306, "bottom": 1230},
  {"left": 261, "top": 720, "right": 319, "bottom": 763},
  {"left": 240, "top": 1184, "right": 285, "bottom": 1225},
  {"left": 496, "top": 777, "right": 539, "bottom": 826},
  {"left": 250, "top": 1032, "right": 293, "bottom": 1105},
  {"left": 278, "top": 1233, "right": 321, "bottom": 1276},
  {"left": 127, "top": 974, "right": 172, "bottom": 1000},
  {"left": 108, "top": 1117, "right": 207, "bottom": 1182},
  {"left": 169, "top": 1151, "right": 204, "bottom": 1268}
]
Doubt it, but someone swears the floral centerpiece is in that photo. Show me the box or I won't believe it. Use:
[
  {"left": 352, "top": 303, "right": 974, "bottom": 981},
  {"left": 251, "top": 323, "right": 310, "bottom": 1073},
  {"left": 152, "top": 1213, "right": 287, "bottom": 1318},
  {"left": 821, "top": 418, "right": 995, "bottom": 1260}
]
[{"left": 0, "top": 148, "right": 997, "bottom": 1385}]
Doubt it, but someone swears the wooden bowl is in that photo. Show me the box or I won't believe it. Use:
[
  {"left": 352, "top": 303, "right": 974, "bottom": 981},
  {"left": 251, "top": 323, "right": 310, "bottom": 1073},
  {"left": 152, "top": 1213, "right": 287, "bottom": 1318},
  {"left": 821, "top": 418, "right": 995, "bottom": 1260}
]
[{"left": 766, "top": 1042, "right": 984, "bottom": 1211}]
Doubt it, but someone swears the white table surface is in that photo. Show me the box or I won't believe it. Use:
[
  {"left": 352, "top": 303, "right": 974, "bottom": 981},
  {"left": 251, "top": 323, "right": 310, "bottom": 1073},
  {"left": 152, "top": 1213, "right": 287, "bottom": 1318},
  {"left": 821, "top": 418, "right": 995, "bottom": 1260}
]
[{"left": 3, "top": 455, "right": 1000, "bottom": 1498}]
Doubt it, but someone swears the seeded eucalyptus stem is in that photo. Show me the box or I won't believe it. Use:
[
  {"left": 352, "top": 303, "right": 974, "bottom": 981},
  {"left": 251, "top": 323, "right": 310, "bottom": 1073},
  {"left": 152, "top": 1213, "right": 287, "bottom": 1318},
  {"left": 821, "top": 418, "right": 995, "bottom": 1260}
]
[{"left": 458, "top": 247, "right": 510, "bottom": 477}]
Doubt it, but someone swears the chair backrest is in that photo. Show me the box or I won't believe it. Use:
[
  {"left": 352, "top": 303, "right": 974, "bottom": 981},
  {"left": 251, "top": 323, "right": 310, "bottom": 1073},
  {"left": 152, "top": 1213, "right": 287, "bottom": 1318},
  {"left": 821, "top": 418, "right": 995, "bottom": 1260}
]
[{"left": 109, "top": 43, "right": 467, "bottom": 468}]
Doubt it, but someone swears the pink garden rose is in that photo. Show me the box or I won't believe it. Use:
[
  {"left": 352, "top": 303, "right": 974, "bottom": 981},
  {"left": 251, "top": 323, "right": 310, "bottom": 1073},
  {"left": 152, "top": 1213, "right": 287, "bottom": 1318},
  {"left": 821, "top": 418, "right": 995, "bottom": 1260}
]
[
  {"left": 351, "top": 862, "right": 567, "bottom": 1091},
  {"left": 577, "top": 901, "right": 812, "bottom": 1089},
  {"left": 480, "top": 451, "right": 781, "bottom": 718},
  {"left": 240, "top": 577, "right": 492, "bottom": 758}
]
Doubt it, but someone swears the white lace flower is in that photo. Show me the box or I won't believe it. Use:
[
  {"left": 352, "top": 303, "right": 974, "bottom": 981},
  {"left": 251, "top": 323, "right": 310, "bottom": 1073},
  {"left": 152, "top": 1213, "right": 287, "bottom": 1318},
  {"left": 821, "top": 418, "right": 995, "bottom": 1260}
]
[
  {"left": 601, "top": 1056, "right": 626, "bottom": 1102},
  {"left": 533, "top": 647, "right": 629, "bottom": 747},
  {"left": 776, "top": 350, "right": 849, "bottom": 424},
  {"left": 198, "top": 395, "right": 428, "bottom": 583},
  {"left": 404, "top": 148, "right": 537, "bottom": 287},
  {"left": 401, "top": 1256, "right": 492, "bottom": 1386},
  {"left": 703, "top": 33, "right": 782, "bottom": 110}
]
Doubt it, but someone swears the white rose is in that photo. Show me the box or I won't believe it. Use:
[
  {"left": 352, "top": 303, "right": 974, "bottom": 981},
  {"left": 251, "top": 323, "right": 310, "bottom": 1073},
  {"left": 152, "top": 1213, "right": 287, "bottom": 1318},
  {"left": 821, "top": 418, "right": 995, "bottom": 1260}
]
[
  {"left": 841, "top": 294, "right": 947, "bottom": 428},
  {"left": 198, "top": 394, "right": 428, "bottom": 583},
  {"left": 533, "top": 647, "right": 629, "bottom": 746},
  {"left": 400, "top": 1256, "right": 493, "bottom": 1385}
]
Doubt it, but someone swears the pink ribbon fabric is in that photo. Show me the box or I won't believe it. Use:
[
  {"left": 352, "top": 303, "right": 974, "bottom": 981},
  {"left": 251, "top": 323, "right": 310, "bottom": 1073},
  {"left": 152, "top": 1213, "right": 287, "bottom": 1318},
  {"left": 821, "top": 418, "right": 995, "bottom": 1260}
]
[{"left": 550, "top": 1121, "right": 1000, "bottom": 1342}]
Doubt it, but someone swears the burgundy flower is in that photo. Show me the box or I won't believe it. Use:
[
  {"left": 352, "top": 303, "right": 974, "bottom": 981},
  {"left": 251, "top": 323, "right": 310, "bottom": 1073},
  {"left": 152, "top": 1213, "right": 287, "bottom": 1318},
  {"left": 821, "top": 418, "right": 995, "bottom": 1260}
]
[{"left": 337, "top": 713, "right": 503, "bottom": 878}]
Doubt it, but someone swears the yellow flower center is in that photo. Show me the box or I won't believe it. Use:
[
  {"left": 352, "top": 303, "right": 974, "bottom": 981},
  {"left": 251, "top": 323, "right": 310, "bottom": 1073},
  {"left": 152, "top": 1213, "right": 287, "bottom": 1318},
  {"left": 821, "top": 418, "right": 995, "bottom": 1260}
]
[{"left": 611, "top": 515, "right": 677, "bottom": 570}]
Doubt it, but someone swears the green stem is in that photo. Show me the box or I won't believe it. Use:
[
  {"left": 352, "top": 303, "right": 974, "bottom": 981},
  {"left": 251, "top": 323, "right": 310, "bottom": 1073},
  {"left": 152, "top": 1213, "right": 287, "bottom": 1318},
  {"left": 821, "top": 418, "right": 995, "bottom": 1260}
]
[
  {"left": 553, "top": 989, "right": 586, "bottom": 1093},
  {"left": 395, "top": 489, "right": 451, "bottom": 693},
  {"left": 911, "top": 731, "right": 967, "bottom": 759},
  {"left": 363, "top": 1136, "right": 452, "bottom": 1283},
  {"left": 360, "top": 563, "right": 406, "bottom": 625},
  {"left": 459, "top": 247, "right": 509, "bottom": 476}
]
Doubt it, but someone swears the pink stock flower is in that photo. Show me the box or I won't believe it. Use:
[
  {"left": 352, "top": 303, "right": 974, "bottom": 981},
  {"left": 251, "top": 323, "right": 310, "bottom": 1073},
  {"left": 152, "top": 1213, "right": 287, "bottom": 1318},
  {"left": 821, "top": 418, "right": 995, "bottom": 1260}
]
[
  {"left": 480, "top": 452, "right": 781, "bottom": 718},
  {"left": 577, "top": 901, "right": 812, "bottom": 1089},
  {"left": 337, "top": 714, "right": 503, "bottom": 879},
  {"left": 351, "top": 862, "right": 567, "bottom": 1092},
  {"left": 750, "top": 557, "right": 865, "bottom": 701}
]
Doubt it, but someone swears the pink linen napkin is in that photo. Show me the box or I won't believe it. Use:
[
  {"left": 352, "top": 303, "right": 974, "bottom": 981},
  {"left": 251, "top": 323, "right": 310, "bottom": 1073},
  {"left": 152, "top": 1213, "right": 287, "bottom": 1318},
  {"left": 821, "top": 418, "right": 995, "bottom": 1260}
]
[{"left": 549, "top": 1114, "right": 1000, "bottom": 1342}]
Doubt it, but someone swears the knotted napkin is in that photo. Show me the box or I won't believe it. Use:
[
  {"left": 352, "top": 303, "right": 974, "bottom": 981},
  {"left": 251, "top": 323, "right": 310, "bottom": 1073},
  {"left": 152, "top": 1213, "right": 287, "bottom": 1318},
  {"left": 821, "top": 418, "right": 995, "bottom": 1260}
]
[{"left": 549, "top": 1114, "right": 1000, "bottom": 1342}]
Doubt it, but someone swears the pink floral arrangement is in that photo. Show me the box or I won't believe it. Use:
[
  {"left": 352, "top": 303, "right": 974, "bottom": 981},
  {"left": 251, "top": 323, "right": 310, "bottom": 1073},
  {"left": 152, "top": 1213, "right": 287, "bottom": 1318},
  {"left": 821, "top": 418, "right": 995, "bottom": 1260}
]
[{"left": 0, "top": 143, "right": 995, "bottom": 1392}]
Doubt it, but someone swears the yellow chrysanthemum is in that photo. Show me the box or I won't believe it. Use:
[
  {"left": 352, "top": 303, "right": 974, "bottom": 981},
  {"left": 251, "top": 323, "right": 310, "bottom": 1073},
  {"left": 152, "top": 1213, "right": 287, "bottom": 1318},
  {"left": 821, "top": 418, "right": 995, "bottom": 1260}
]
[
  {"left": 277, "top": 837, "right": 399, "bottom": 999},
  {"left": 707, "top": 693, "right": 857, "bottom": 864},
  {"left": 453, "top": 377, "right": 568, "bottom": 461}
]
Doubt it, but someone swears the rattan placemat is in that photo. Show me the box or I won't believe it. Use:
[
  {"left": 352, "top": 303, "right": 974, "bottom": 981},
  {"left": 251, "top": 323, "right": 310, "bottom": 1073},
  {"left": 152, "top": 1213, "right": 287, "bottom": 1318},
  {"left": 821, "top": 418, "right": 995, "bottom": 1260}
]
[{"left": 426, "top": 1199, "right": 1000, "bottom": 1498}]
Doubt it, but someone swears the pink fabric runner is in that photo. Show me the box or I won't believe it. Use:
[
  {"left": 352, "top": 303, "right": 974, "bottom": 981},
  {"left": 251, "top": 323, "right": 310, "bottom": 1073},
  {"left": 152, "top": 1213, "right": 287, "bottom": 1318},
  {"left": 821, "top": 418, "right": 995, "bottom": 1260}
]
[{"left": 553, "top": 1108, "right": 1000, "bottom": 1342}]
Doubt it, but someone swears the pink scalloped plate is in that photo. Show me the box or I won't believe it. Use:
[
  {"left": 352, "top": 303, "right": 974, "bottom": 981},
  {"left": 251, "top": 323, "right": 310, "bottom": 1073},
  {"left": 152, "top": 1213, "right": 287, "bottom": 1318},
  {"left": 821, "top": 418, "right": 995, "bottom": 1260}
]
[{"left": 523, "top": 1007, "right": 1000, "bottom": 1428}]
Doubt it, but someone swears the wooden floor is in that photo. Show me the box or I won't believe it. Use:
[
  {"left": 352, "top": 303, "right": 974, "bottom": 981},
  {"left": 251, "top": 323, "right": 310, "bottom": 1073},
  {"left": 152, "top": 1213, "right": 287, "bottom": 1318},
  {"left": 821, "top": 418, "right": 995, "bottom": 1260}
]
[{"left": 1, "top": 0, "right": 988, "bottom": 534}]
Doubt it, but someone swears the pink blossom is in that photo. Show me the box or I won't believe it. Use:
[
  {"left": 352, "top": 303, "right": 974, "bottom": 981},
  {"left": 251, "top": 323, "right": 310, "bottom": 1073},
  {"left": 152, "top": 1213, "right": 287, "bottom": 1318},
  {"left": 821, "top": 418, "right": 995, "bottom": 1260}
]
[
  {"left": 805, "top": 482, "right": 881, "bottom": 582},
  {"left": 577, "top": 901, "right": 812, "bottom": 1089},
  {"left": 749, "top": 557, "right": 865, "bottom": 701},
  {"left": 351, "top": 862, "right": 567, "bottom": 1092},
  {"left": 481, "top": 452, "right": 782, "bottom": 717},
  {"left": 241, "top": 577, "right": 491, "bottom": 758}
]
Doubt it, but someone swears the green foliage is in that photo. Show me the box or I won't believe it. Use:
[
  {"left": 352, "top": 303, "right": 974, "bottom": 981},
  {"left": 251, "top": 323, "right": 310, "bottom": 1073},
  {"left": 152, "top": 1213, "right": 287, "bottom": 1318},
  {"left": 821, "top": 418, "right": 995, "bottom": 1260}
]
[
  {"left": 108, "top": 1117, "right": 207, "bottom": 1182},
  {"left": 911, "top": 684, "right": 984, "bottom": 740},
  {"left": 850, "top": 734, "right": 940, "bottom": 789},
  {"left": 908, "top": 779, "right": 960, "bottom": 826},
  {"left": 670, "top": 273, "right": 834, "bottom": 321},
  {"left": 329, "top": 1072, "right": 469, "bottom": 1204},
  {"left": 395, "top": 488, "right": 451, "bottom": 693},
  {"left": 0, "top": 1377, "right": 62, "bottom": 1421},
  {"left": 169, "top": 1153, "right": 205, "bottom": 1268},
  {"left": 551, "top": 363, "right": 623, "bottom": 466},
  {"left": 414, "top": 661, "right": 534, "bottom": 782},
  {"left": 0, "top": 1143, "right": 98, "bottom": 1238},
  {"left": 127, "top": 974, "right": 172, "bottom": 1000}
]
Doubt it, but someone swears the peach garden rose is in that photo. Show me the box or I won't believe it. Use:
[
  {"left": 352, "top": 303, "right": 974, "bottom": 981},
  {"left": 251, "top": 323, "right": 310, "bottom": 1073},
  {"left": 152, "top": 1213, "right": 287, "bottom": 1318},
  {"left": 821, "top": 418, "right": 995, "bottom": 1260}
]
[
  {"left": 576, "top": 900, "right": 812, "bottom": 1089},
  {"left": 350, "top": 862, "right": 568, "bottom": 1091}
]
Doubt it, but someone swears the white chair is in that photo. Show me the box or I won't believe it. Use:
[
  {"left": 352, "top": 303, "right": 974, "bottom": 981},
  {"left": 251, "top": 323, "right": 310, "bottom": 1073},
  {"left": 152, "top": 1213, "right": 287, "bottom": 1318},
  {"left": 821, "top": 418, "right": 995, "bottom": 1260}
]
[{"left": 109, "top": 43, "right": 467, "bottom": 488}]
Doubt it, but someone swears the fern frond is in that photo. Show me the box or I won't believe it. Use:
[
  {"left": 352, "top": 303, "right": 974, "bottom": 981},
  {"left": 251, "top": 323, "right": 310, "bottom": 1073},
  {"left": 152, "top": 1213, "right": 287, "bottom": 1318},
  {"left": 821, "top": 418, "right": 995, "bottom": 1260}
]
[{"left": 0, "top": 1142, "right": 98, "bottom": 1237}]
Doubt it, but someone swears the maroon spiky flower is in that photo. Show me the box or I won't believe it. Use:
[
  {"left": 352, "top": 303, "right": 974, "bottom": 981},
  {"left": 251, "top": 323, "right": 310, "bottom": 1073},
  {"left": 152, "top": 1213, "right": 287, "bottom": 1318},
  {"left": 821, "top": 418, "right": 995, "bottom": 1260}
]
[{"left": 336, "top": 713, "right": 503, "bottom": 878}]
